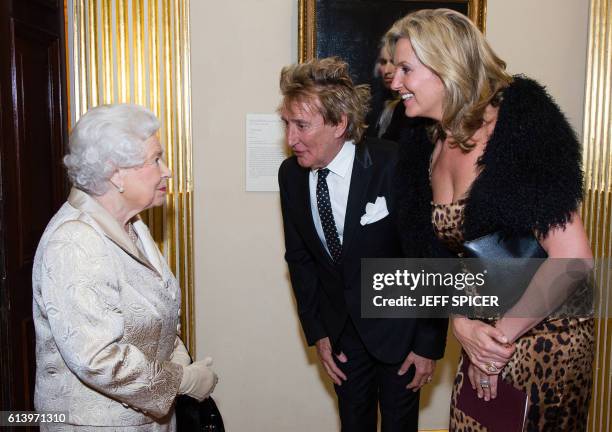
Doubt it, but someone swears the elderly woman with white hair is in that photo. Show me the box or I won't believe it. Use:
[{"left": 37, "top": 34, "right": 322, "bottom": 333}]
[{"left": 32, "top": 104, "right": 217, "bottom": 431}]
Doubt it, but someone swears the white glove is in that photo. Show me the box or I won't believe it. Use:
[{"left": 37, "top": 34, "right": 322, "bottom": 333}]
[
  {"left": 170, "top": 337, "right": 192, "bottom": 367},
  {"left": 178, "top": 357, "right": 218, "bottom": 401}
]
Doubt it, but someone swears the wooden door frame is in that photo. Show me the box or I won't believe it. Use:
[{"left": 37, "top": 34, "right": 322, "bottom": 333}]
[
  {"left": 0, "top": 0, "right": 68, "bottom": 413},
  {"left": 0, "top": 0, "right": 14, "bottom": 409}
]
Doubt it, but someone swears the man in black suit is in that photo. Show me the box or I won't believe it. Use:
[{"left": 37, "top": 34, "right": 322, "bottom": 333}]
[{"left": 278, "top": 57, "right": 447, "bottom": 432}]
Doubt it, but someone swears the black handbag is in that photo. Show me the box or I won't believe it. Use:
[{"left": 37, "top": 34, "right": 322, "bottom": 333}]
[
  {"left": 462, "top": 231, "right": 547, "bottom": 259},
  {"left": 176, "top": 395, "right": 225, "bottom": 432},
  {"left": 462, "top": 231, "right": 547, "bottom": 315}
]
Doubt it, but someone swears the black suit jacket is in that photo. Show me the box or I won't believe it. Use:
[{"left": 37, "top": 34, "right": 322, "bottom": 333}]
[{"left": 279, "top": 138, "right": 447, "bottom": 363}]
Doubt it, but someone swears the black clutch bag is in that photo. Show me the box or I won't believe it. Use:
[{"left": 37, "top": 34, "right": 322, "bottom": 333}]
[
  {"left": 462, "top": 232, "right": 547, "bottom": 315},
  {"left": 463, "top": 231, "right": 547, "bottom": 259},
  {"left": 176, "top": 395, "right": 225, "bottom": 432}
]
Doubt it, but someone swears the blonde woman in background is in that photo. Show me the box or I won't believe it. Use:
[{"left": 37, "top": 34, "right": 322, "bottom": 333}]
[{"left": 371, "top": 39, "right": 400, "bottom": 138}]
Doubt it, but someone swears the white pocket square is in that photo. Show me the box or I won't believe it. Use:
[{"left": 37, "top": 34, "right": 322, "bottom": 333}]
[{"left": 360, "top": 196, "right": 389, "bottom": 226}]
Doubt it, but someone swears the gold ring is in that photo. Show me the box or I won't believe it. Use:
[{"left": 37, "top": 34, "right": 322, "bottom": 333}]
[{"left": 486, "top": 362, "right": 498, "bottom": 373}]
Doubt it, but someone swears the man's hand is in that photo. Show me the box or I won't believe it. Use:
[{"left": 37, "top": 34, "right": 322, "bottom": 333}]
[
  {"left": 398, "top": 351, "right": 435, "bottom": 392},
  {"left": 315, "top": 337, "right": 348, "bottom": 385}
]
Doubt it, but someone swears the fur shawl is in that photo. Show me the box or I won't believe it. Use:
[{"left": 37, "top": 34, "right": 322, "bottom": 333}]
[{"left": 394, "top": 76, "right": 583, "bottom": 257}]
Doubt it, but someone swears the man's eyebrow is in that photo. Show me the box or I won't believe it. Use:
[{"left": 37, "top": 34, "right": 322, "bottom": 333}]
[{"left": 282, "top": 117, "right": 308, "bottom": 124}]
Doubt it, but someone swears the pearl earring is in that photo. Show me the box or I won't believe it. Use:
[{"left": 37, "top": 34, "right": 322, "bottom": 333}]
[{"left": 110, "top": 180, "right": 124, "bottom": 193}]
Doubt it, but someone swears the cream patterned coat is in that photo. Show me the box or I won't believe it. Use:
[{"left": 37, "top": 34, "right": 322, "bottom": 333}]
[{"left": 32, "top": 188, "right": 184, "bottom": 429}]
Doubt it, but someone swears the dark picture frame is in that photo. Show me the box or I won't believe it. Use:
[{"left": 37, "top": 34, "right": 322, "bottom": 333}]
[{"left": 298, "top": 0, "right": 487, "bottom": 85}]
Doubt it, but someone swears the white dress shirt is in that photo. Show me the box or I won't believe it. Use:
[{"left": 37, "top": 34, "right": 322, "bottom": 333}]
[{"left": 309, "top": 140, "right": 356, "bottom": 257}]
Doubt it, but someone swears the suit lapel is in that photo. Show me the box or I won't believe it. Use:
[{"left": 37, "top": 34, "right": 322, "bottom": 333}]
[{"left": 341, "top": 143, "right": 373, "bottom": 259}]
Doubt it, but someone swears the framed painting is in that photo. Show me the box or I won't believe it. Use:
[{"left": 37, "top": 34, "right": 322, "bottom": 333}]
[{"left": 298, "top": 0, "right": 487, "bottom": 85}]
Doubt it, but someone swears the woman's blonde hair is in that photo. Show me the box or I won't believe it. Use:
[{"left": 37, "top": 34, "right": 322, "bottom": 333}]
[{"left": 385, "top": 8, "right": 512, "bottom": 150}]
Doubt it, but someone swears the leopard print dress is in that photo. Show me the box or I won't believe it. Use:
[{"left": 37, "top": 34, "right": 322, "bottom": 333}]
[{"left": 432, "top": 201, "right": 595, "bottom": 432}]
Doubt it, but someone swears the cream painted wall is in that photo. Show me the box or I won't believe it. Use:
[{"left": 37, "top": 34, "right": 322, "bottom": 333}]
[
  {"left": 189, "top": 0, "right": 589, "bottom": 430},
  {"left": 486, "top": 0, "right": 589, "bottom": 136}
]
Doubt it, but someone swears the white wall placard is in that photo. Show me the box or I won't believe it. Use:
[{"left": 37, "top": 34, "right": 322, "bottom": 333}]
[{"left": 246, "top": 114, "right": 287, "bottom": 192}]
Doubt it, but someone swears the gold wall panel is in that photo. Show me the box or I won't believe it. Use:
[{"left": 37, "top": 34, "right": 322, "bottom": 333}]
[
  {"left": 583, "top": 0, "right": 612, "bottom": 430},
  {"left": 67, "top": 0, "right": 195, "bottom": 355}
]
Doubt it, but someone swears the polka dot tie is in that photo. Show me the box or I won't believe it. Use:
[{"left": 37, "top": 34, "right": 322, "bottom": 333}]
[{"left": 316, "top": 168, "right": 342, "bottom": 263}]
